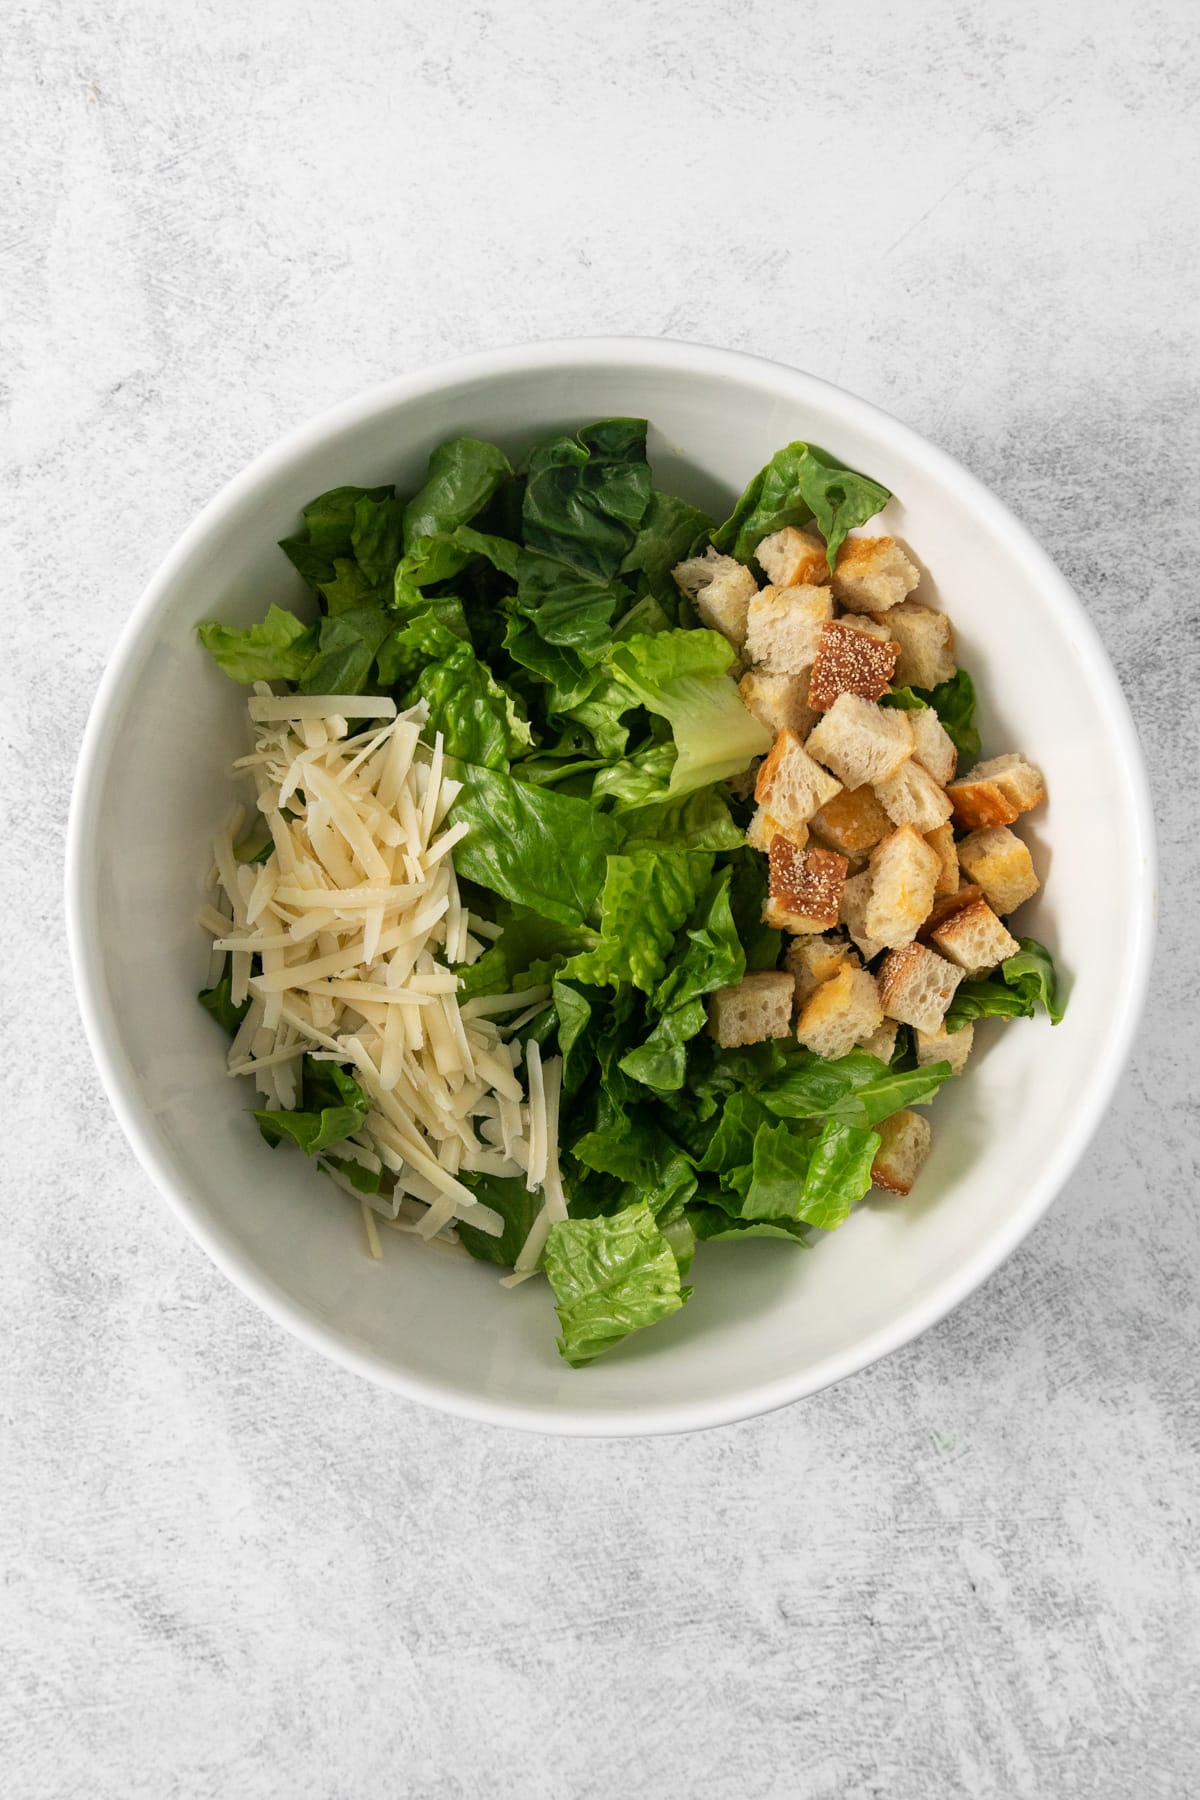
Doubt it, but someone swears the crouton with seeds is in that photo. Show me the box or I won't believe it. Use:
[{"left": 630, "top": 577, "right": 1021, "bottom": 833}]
[
  {"left": 672, "top": 548, "right": 758, "bottom": 655},
  {"left": 957, "top": 825, "right": 1040, "bottom": 915},
  {"left": 744, "top": 584, "right": 834, "bottom": 674},
  {"left": 708, "top": 971, "right": 795, "bottom": 1048},
  {"left": 865, "top": 825, "right": 941, "bottom": 949},
  {"left": 796, "top": 965, "right": 884, "bottom": 1060},
  {"left": 832, "top": 536, "right": 920, "bottom": 613},
  {"left": 948, "top": 754, "right": 1046, "bottom": 829},
  {"left": 808, "top": 620, "right": 900, "bottom": 710},
  {"left": 878, "top": 942, "right": 964, "bottom": 1034},
  {"left": 755, "top": 526, "right": 830, "bottom": 588},
  {"left": 805, "top": 693, "right": 914, "bottom": 790},
  {"left": 738, "top": 667, "right": 817, "bottom": 741},
  {"left": 764, "top": 839, "right": 849, "bottom": 934},
  {"left": 931, "top": 897, "right": 1021, "bottom": 978},
  {"left": 755, "top": 729, "right": 843, "bottom": 835},
  {"left": 876, "top": 601, "right": 956, "bottom": 689},
  {"left": 872, "top": 1110, "right": 932, "bottom": 1195}
]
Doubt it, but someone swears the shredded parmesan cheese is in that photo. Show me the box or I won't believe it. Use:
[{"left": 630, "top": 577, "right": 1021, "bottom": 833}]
[{"left": 203, "top": 693, "right": 566, "bottom": 1271}]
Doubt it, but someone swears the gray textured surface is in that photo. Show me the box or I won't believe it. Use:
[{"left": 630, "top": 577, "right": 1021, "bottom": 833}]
[{"left": 4, "top": 2, "right": 1199, "bottom": 1795}]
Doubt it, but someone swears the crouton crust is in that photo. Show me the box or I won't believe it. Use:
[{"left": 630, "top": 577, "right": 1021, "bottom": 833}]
[
  {"left": 764, "top": 839, "right": 849, "bottom": 933},
  {"left": 807, "top": 620, "right": 900, "bottom": 710}
]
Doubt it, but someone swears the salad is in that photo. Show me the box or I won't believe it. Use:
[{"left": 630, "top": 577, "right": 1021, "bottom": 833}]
[{"left": 197, "top": 420, "right": 1063, "bottom": 1365}]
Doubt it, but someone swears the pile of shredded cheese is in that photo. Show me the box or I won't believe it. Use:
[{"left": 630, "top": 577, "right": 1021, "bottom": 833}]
[{"left": 202, "top": 687, "right": 563, "bottom": 1269}]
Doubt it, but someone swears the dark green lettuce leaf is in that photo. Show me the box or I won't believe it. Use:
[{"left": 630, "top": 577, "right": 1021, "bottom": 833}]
[
  {"left": 196, "top": 605, "right": 319, "bottom": 684},
  {"left": 724, "top": 1118, "right": 879, "bottom": 1231},
  {"left": 759, "top": 1048, "right": 953, "bottom": 1129},
  {"left": 254, "top": 1060, "right": 369, "bottom": 1155},
  {"left": 619, "top": 489, "right": 713, "bottom": 611},
  {"left": 396, "top": 523, "right": 519, "bottom": 592},
  {"left": 350, "top": 493, "right": 406, "bottom": 585},
  {"left": 689, "top": 1205, "right": 813, "bottom": 1245},
  {"left": 564, "top": 850, "right": 712, "bottom": 992},
  {"left": 297, "top": 605, "right": 394, "bottom": 695},
  {"left": 450, "top": 765, "right": 623, "bottom": 927},
  {"left": 279, "top": 484, "right": 394, "bottom": 588},
  {"left": 607, "top": 629, "right": 771, "bottom": 794},
  {"left": 522, "top": 419, "right": 652, "bottom": 579},
  {"left": 457, "top": 1174, "right": 545, "bottom": 1268},
  {"left": 619, "top": 869, "right": 746, "bottom": 1091},
  {"left": 727, "top": 850, "right": 783, "bottom": 972},
  {"left": 402, "top": 437, "right": 513, "bottom": 544},
  {"left": 618, "top": 786, "right": 743, "bottom": 853},
  {"left": 712, "top": 442, "right": 890, "bottom": 569},
  {"left": 409, "top": 639, "right": 532, "bottom": 770},
  {"left": 198, "top": 970, "right": 250, "bottom": 1036},
  {"left": 543, "top": 1201, "right": 691, "bottom": 1365},
  {"left": 946, "top": 937, "right": 1065, "bottom": 1031}
]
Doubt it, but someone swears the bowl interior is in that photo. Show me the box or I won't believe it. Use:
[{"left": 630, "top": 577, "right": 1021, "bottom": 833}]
[{"left": 69, "top": 345, "right": 1153, "bottom": 1431}]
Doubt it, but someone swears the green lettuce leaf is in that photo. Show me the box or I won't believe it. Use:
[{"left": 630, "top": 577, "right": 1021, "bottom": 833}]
[
  {"left": 688, "top": 1205, "right": 813, "bottom": 1245},
  {"left": 397, "top": 523, "right": 519, "bottom": 592},
  {"left": 402, "top": 437, "right": 513, "bottom": 544},
  {"left": 457, "top": 1174, "right": 546, "bottom": 1268},
  {"left": 279, "top": 484, "right": 394, "bottom": 588},
  {"left": 618, "top": 786, "right": 744, "bottom": 853},
  {"left": 409, "top": 639, "right": 532, "bottom": 770},
  {"left": 759, "top": 1049, "right": 954, "bottom": 1129},
  {"left": 620, "top": 869, "right": 747, "bottom": 1091},
  {"left": 254, "top": 1060, "right": 369, "bottom": 1155},
  {"left": 196, "top": 605, "right": 319, "bottom": 684},
  {"left": 619, "top": 489, "right": 712, "bottom": 609},
  {"left": 564, "top": 849, "right": 712, "bottom": 992},
  {"left": 543, "top": 1201, "right": 691, "bottom": 1365},
  {"left": 350, "top": 493, "right": 406, "bottom": 585},
  {"left": 522, "top": 418, "right": 653, "bottom": 579},
  {"left": 712, "top": 442, "right": 890, "bottom": 569},
  {"left": 607, "top": 629, "right": 771, "bottom": 794},
  {"left": 198, "top": 970, "right": 250, "bottom": 1036},
  {"left": 730, "top": 1118, "right": 879, "bottom": 1231},
  {"left": 297, "top": 605, "right": 394, "bottom": 695},
  {"left": 450, "top": 765, "right": 623, "bottom": 927},
  {"left": 946, "top": 937, "right": 1065, "bottom": 1031}
]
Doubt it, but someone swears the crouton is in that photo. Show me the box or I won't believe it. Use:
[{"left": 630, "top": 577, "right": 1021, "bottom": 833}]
[
  {"left": 708, "top": 971, "right": 795, "bottom": 1048},
  {"left": 920, "top": 882, "right": 985, "bottom": 940},
  {"left": 807, "top": 620, "right": 900, "bottom": 711},
  {"left": 809, "top": 784, "right": 892, "bottom": 856},
  {"left": 874, "top": 758, "right": 954, "bottom": 835},
  {"left": 865, "top": 825, "right": 941, "bottom": 949},
  {"left": 931, "top": 897, "right": 1021, "bottom": 978},
  {"left": 915, "top": 1022, "right": 974, "bottom": 1077},
  {"left": 871, "top": 1110, "right": 932, "bottom": 1195},
  {"left": 785, "top": 934, "right": 856, "bottom": 1006},
  {"left": 755, "top": 729, "right": 843, "bottom": 834},
  {"left": 796, "top": 965, "right": 883, "bottom": 1060},
  {"left": 860, "top": 1019, "right": 899, "bottom": 1063},
  {"left": 764, "top": 839, "right": 849, "bottom": 934},
  {"left": 805, "top": 693, "right": 914, "bottom": 790},
  {"left": 909, "top": 706, "right": 957, "bottom": 786},
  {"left": 875, "top": 601, "right": 956, "bottom": 688},
  {"left": 744, "top": 584, "right": 833, "bottom": 674},
  {"left": 948, "top": 754, "right": 1046, "bottom": 829},
  {"left": 840, "top": 869, "right": 888, "bottom": 961},
  {"left": 755, "top": 525, "right": 830, "bottom": 588},
  {"left": 843, "top": 616, "right": 896, "bottom": 645},
  {"left": 924, "top": 822, "right": 959, "bottom": 898},
  {"left": 832, "top": 535, "right": 920, "bottom": 613},
  {"left": 957, "top": 825, "right": 1040, "bottom": 915},
  {"left": 878, "top": 942, "right": 964, "bottom": 1034},
  {"left": 738, "top": 667, "right": 817, "bottom": 740},
  {"left": 747, "top": 807, "right": 807, "bottom": 854},
  {"left": 672, "top": 548, "right": 758, "bottom": 655}
]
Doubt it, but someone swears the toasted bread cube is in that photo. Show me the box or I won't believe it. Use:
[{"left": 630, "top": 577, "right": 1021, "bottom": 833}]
[
  {"left": 832, "top": 535, "right": 920, "bottom": 613},
  {"left": 920, "top": 882, "right": 986, "bottom": 940},
  {"left": 747, "top": 807, "right": 808, "bottom": 854},
  {"left": 672, "top": 548, "right": 758, "bottom": 655},
  {"left": 738, "top": 667, "right": 817, "bottom": 740},
  {"left": 865, "top": 825, "right": 941, "bottom": 949},
  {"left": 878, "top": 942, "right": 964, "bottom": 1034},
  {"left": 796, "top": 964, "right": 883, "bottom": 1060},
  {"left": 874, "top": 759, "right": 954, "bottom": 834},
  {"left": 764, "top": 839, "right": 849, "bottom": 933},
  {"left": 785, "top": 934, "right": 856, "bottom": 1006},
  {"left": 755, "top": 526, "right": 830, "bottom": 588},
  {"left": 925, "top": 822, "right": 959, "bottom": 898},
  {"left": 708, "top": 971, "right": 795, "bottom": 1048},
  {"left": 805, "top": 693, "right": 914, "bottom": 790},
  {"left": 839, "top": 869, "right": 887, "bottom": 961},
  {"left": 844, "top": 616, "right": 896, "bottom": 645},
  {"left": 909, "top": 706, "right": 957, "bottom": 786},
  {"left": 808, "top": 620, "right": 900, "bottom": 711},
  {"left": 931, "top": 897, "right": 1021, "bottom": 978},
  {"left": 948, "top": 753, "right": 1046, "bottom": 829},
  {"left": 957, "top": 825, "right": 1040, "bottom": 915},
  {"left": 744, "top": 584, "right": 833, "bottom": 674},
  {"left": 755, "top": 729, "right": 843, "bottom": 834},
  {"left": 809, "top": 783, "right": 892, "bottom": 857},
  {"left": 872, "top": 1110, "right": 932, "bottom": 1195},
  {"left": 916, "top": 1021, "right": 974, "bottom": 1076},
  {"left": 875, "top": 601, "right": 956, "bottom": 688},
  {"left": 860, "top": 1019, "right": 899, "bottom": 1063}
]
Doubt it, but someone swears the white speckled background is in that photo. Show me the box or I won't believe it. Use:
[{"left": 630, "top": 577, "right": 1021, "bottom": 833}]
[{"left": 4, "top": 2, "right": 1199, "bottom": 1794}]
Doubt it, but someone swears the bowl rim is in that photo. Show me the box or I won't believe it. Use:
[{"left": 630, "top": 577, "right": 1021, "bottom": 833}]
[{"left": 64, "top": 335, "right": 1158, "bottom": 1436}]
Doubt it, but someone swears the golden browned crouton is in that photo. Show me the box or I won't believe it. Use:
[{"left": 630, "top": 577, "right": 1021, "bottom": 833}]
[
  {"left": 807, "top": 621, "right": 900, "bottom": 711},
  {"left": 764, "top": 839, "right": 850, "bottom": 934},
  {"left": 832, "top": 536, "right": 920, "bottom": 613},
  {"left": 708, "top": 971, "right": 796, "bottom": 1048}
]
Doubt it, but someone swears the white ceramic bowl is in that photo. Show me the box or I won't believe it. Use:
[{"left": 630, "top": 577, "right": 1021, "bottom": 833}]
[{"left": 66, "top": 339, "right": 1155, "bottom": 1435}]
